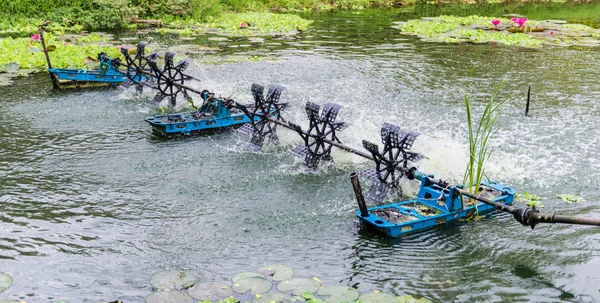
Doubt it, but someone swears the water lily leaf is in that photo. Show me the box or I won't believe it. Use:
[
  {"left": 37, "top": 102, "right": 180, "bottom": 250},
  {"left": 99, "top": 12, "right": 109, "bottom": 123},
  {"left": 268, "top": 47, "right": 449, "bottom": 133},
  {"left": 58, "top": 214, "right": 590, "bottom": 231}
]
[
  {"left": 276, "top": 278, "right": 320, "bottom": 295},
  {"left": 145, "top": 290, "right": 194, "bottom": 303},
  {"left": 0, "top": 272, "right": 12, "bottom": 293},
  {"left": 258, "top": 264, "right": 294, "bottom": 281},
  {"left": 358, "top": 292, "right": 396, "bottom": 303},
  {"left": 253, "top": 292, "right": 293, "bottom": 303},
  {"left": 557, "top": 194, "right": 584, "bottom": 203},
  {"left": 149, "top": 270, "right": 196, "bottom": 290},
  {"left": 187, "top": 282, "right": 232, "bottom": 300},
  {"left": 397, "top": 295, "right": 432, "bottom": 303},
  {"left": 232, "top": 277, "right": 272, "bottom": 294},
  {"left": 47, "top": 45, "right": 57, "bottom": 52},
  {"left": 317, "top": 286, "right": 359, "bottom": 303},
  {"left": 1, "top": 63, "right": 20, "bottom": 73},
  {"left": 18, "top": 69, "right": 38, "bottom": 74},
  {"left": 232, "top": 272, "right": 265, "bottom": 282}
]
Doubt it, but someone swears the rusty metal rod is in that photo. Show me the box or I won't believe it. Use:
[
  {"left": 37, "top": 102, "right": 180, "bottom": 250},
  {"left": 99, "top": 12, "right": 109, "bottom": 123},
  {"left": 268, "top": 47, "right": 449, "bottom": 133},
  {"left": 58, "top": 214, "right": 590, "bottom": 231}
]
[
  {"left": 525, "top": 85, "right": 531, "bottom": 117},
  {"left": 349, "top": 172, "right": 369, "bottom": 217},
  {"left": 38, "top": 22, "right": 57, "bottom": 88}
]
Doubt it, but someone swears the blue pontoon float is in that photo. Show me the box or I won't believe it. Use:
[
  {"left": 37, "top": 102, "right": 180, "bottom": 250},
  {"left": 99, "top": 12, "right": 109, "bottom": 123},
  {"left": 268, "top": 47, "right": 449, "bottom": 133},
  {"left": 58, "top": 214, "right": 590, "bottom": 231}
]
[
  {"left": 145, "top": 84, "right": 287, "bottom": 138},
  {"left": 47, "top": 52, "right": 138, "bottom": 89},
  {"left": 353, "top": 171, "right": 516, "bottom": 237}
]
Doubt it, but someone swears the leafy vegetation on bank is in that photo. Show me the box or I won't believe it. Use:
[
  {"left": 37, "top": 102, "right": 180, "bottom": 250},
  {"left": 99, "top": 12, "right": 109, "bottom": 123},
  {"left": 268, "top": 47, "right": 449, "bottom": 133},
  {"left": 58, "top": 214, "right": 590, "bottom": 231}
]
[{"left": 0, "top": 0, "right": 391, "bottom": 34}]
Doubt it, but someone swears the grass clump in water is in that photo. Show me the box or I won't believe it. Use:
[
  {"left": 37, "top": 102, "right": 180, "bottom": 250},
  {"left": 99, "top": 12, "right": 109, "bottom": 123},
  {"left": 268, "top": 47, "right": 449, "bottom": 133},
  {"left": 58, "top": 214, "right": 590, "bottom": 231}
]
[{"left": 462, "top": 79, "right": 508, "bottom": 205}]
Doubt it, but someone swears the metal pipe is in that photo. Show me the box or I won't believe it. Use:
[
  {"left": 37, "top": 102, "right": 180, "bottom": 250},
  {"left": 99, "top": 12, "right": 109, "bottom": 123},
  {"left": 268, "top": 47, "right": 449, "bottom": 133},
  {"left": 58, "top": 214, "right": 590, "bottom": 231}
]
[
  {"left": 525, "top": 86, "right": 531, "bottom": 117},
  {"left": 350, "top": 172, "right": 369, "bottom": 217},
  {"left": 38, "top": 22, "right": 57, "bottom": 88}
]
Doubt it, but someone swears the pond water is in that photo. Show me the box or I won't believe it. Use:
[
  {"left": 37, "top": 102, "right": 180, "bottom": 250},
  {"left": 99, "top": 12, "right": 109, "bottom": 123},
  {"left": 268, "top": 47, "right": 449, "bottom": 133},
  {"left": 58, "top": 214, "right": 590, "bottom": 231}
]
[{"left": 1, "top": 4, "right": 600, "bottom": 303}]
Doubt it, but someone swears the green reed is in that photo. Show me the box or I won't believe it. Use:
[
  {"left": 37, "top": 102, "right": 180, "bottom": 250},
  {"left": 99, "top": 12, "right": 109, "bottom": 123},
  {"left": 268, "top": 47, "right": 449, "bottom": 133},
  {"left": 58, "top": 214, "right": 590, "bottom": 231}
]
[{"left": 462, "top": 80, "right": 508, "bottom": 208}]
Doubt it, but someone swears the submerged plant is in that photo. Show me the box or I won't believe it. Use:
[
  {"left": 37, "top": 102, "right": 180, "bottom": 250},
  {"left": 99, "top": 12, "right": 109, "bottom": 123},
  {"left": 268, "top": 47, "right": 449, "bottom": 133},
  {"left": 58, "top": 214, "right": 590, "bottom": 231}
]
[{"left": 462, "top": 79, "right": 508, "bottom": 207}]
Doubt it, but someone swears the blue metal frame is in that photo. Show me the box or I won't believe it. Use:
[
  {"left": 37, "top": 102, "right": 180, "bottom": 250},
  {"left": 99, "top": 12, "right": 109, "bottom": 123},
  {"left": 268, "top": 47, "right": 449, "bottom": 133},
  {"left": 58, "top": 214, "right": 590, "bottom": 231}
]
[
  {"left": 357, "top": 176, "right": 516, "bottom": 237},
  {"left": 145, "top": 92, "right": 261, "bottom": 138},
  {"left": 48, "top": 54, "right": 143, "bottom": 88}
]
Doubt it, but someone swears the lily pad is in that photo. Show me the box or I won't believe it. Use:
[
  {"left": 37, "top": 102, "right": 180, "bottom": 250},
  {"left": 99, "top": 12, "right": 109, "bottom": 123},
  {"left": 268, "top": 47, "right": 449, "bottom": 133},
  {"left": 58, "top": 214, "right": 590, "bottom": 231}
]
[
  {"left": 0, "top": 272, "right": 12, "bottom": 293},
  {"left": 397, "top": 295, "right": 432, "bottom": 303},
  {"left": 232, "top": 277, "right": 272, "bottom": 294},
  {"left": 1, "top": 63, "right": 19, "bottom": 73},
  {"left": 208, "top": 37, "right": 229, "bottom": 42},
  {"left": 146, "top": 290, "right": 194, "bottom": 303},
  {"left": 258, "top": 264, "right": 294, "bottom": 281},
  {"left": 18, "top": 69, "right": 38, "bottom": 74},
  {"left": 232, "top": 272, "right": 265, "bottom": 282},
  {"left": 317, "top": 286, "right": 359, "bottom": 303},
  {"left": 188, "top": 282, "right": 232, "bottom": 300},
  {"left": 277, "top": 278, "right": 320, "bottom": 295},
  {"left": 358, "top": 292, "right": 397, "bottom": 303},
  {"left": 149, "top": 270, "right": 196, "bottom": 290},
  {"left": 47, "top": 45, "right": 56, "bottom": 52},
  {"left": 253, "top": 292, "right": 293, "bottom": 303}
]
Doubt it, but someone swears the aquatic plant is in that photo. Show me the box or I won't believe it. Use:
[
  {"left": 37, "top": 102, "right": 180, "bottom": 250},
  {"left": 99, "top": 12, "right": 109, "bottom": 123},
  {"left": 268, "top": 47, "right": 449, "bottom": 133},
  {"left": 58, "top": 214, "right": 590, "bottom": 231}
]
[
  {"left": 462, "top": 79, "right": 508, "bottom": 202},
  {"left": 557, "top": 194, "right": 584, "bottom": 203},
  {"left": 491, "top": 19, "right": 500, "bottom": 28},
  {"left": 203, "top": 12, "right": 313, "bottom": 35},
  {"left": 0, "top": 33, "right": 121, "bottom": 73},
  {"left": 517, "top": 191, "right": 544, "bottom": 208},
  {"left": 398, "top": 15, "right": 600, "bottom": 48}
]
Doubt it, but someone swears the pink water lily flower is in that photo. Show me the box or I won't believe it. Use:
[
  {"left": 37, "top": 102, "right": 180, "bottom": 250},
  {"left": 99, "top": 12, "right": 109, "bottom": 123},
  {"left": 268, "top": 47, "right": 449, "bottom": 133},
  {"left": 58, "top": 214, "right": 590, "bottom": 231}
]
[
  {"left": 550, "top": 31, "right": 554, "bottom": 35},
  {"left": 491, "top": 19, "right": 501, "bottom": 26},
  {"left": 30, "top": 34, "right": 40, "bottom": 43},
  {"left": 516, "top": 18, "right": 528, "bottom": 27},
  {"left": 239, "top": 23, "right": 247, "bottom": 29}
]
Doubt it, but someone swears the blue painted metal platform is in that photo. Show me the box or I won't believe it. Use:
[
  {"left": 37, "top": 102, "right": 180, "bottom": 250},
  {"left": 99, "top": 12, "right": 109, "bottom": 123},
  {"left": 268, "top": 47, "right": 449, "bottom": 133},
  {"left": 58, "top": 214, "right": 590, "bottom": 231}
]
[
  {"left": 145, "top": 91, "right": 258, "bottom": 138},
  {"left": 48, "top": 53, "right": 143, "bottom": 89},
  {"left": 357, "top": 175, "right": 516, "bottom": 237}
]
